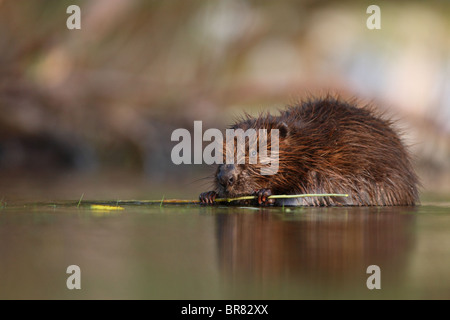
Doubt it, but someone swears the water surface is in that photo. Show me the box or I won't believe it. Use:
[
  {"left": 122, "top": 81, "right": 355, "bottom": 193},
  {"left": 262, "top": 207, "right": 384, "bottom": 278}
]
[{"left": 0, "top": 200, "right": 449, "bottom": 299}]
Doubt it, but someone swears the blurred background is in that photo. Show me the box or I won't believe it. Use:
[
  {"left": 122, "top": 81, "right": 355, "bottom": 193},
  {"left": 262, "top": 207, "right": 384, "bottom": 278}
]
[{"left": 0, "top": 0, "right": 449, "bottom": 201}]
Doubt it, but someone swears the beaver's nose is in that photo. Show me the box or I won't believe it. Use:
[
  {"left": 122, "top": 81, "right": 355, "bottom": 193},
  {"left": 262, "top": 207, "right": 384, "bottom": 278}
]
[{"left": 217, "top": 165, "right": 236, "bottom": 187}]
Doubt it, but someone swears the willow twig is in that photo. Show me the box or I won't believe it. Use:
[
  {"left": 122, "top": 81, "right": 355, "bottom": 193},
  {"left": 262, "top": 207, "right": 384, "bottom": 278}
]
[
  {"left": 214, "top": 193, "right": 349, "bottom": 203},
  {"left": 80, "top": 193, "right": 348, "bottom": 206}
]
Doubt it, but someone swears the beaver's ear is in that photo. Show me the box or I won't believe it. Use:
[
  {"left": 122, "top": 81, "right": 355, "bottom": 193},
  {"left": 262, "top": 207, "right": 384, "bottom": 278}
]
[{"left": 275, "top": 121, "right": 289, "bottom": 139}]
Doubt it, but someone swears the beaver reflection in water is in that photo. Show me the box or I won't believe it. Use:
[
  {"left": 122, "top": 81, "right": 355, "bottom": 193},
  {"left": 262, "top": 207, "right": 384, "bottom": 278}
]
[{"left": 199, "top": 96, "right": 419, "bottom": 206}]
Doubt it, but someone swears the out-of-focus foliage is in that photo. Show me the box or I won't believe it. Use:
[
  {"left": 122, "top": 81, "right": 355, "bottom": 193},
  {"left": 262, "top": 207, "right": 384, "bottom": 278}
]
[{"left": 0, "top": 0, "right": 449, "bottom": 195}]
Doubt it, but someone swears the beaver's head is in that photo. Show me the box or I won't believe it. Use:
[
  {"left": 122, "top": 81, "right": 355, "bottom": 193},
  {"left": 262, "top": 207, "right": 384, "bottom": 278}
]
[
  {"left": 214, "top": 120, "right": 290, "bottom": 198},
  {"left": 214, "top": 164, "right": 260, "bottom": 198}
]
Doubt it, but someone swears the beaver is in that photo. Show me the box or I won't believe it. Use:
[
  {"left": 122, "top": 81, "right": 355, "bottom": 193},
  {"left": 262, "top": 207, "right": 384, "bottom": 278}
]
[{"left": 199, "top": 96, "right": 419, "bottom": 206}]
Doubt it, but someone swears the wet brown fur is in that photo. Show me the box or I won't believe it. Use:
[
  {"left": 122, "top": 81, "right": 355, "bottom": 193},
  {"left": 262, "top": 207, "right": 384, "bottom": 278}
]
[{"left": 204, "top": 96, "right": 419, "bottom": 206}]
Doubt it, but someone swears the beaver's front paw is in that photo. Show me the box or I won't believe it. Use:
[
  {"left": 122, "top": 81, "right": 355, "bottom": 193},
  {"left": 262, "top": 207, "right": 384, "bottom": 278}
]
[
  {"left": 254, "top": 189, "right": 275, "bottom": 206},
  {"left": 199, "top": 191, "right": 217, "bottom": 205}
]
